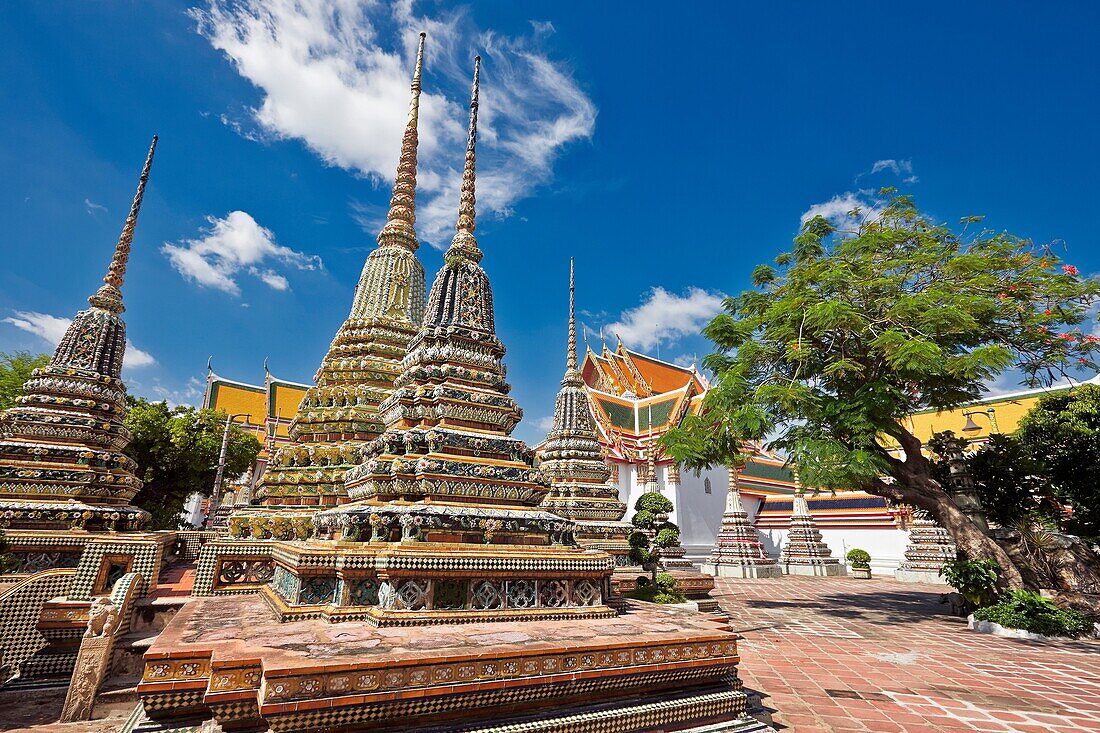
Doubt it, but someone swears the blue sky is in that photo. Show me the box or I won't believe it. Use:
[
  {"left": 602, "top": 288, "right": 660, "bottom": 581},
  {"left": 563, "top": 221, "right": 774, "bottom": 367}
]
[{"left": 2, "top": 1, "right": 1098, "bottom": 445}]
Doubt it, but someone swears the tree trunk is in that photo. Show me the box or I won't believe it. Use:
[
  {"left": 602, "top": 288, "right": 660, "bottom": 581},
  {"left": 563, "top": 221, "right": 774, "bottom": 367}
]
[{"left": 870, "top": 473, "right": 1026, "bottom": 589}]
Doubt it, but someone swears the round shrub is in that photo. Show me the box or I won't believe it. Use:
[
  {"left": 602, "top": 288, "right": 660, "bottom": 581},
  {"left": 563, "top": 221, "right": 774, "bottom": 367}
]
[
  {"left": 654, "top": 527, "right": 681, "bottom": 548},
  {"left": 635, "top": 575, "right": 650, "bottom": 587},
  {"left": 631, "top": 510, "right": 655, "bottom": 528},
  {"left": 655, "top": 572, "right": 677, "bottom": 590},
  {"left": 628, "top": 530, "right": 650, "bottom": 548},
  {"left": 635, "top": 492, "right": 673, "bottom": 515},
  {"left": 846, "top": 548, "right": 871, "bottom": 569}
]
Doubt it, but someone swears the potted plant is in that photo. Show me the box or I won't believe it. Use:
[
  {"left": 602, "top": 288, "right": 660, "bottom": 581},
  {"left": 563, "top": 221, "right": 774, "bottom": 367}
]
[{"left": 846, "top": 548, "right": 872, "bottom": 578}]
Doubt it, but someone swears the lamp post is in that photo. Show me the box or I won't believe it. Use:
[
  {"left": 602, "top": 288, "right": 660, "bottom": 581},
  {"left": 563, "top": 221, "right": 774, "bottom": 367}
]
[
  {"left": 950, "top": 407, "right": 996, "bottom": 534},
  {"left": 962, "top": 407, "right": 1000, "bottom": 436},
  {"left": 206, "top": 412, "right": 251, "bottom": 527}
]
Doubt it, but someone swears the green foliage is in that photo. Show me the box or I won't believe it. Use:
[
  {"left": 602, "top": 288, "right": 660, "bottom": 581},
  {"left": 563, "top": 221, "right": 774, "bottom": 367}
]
[
  {"left": 631, "top": 510, "right": 654, "bottom": 529},
  {"left": 1016, "top": 385, "right": 1100, "bottom": 542},
  {"left": 125, "top": 398, "right": 262, "bottom": 529},
  {"left": 628, "top": 530, "right": 650, "bottom": 548},
  {"left": 635, "top": 492, "right": 673, "bottom": 515},
  {"left": 929, "top": 431, "right": 1061, "bottom": 529},
  {"left": 941, "top": 558, "right": 1002, "bottom": 608},
  {"left": 846, "top": 548, "right": 871, "bottom": 569},
  {"left": 973, "top": 590, "right": 1092, "bottom": 638},
  {"left": 0, "top": 351, "right": 49, "bottom": 411},
  {"left": 625, "top": 584, "right": 687, "bottom": 605},
  {"left": 628, "top": 547, "right": 650, "bottom": 566},
  {"left": 662, "top": 193, "right": 1100, "bottom": 496},
  {"left": 654, "top": 527, "right": 681, "bottom": 548},
  {"left": 655, "top": 572, "right": 677, "bottom": 590}
]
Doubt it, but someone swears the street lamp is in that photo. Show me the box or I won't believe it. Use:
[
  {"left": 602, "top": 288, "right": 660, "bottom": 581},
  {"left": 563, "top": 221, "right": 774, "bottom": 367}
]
[
  {"left": 206, "top": 412, "right": 251, "bottom": 527},
  {"left": 962, "top": 407, "right": 999, "bottom": 435}
]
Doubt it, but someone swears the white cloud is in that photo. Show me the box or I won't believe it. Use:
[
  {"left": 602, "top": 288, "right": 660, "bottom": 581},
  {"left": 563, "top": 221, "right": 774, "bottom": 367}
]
[
  {"left": 3, "top": 311, "right": 71, "bottom": 345},
  {"left": 84, "top": 198, "right": 108, "bottom": 216},
  {"left": 149, "top": 377, "right": 205, "bottom": 408},
  {"left": 870, "top": 159, "right": 913, "bottom": 176},
  {"left": 534, "top": 415, "right": 555, "bottom": 432},
  {"left": 162, "top": 211, "right": 321, "bottom": 296},
  {"left": 3, "top": 310, "right": 156, "bottom": 369},
  {"left": 606, "top": 287, "right": 725, "bottom": 352},
  {"left": 191, "top": 0, "right": 596, "bottom": 246},
  {"left": 800, "top": 192, "right": 885, "bottom": 230}
]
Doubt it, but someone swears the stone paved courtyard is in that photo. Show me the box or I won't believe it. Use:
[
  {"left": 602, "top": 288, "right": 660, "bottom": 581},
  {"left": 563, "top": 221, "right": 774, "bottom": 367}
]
[
  {"left": 716, "top": 575, "right": 1100, "bottom": 733},
  {"left": 2, "top": 574, "right": 1099, "bottom": 732}
]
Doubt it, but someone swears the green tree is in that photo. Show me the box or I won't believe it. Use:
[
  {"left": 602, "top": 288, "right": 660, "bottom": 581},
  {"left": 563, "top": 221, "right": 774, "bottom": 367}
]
[
  {"left": 0, "top": 351, "right": 49, "bottom": 410},
  {"left": 663, "top": 192, "right": 1100, "bottom": 591},
  {"left": 124, "top": 397, "right": 261, "bottom": 529},
  {"left": 928, "top": 431, "right": 1060, "bottom": 530},
  {"left": 1015, "top": 384, "right": 1100, "bottom": 542}
]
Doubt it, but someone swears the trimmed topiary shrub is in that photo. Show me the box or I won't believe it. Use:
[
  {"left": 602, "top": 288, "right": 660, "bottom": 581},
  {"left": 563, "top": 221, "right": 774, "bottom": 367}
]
[
  {"left": 655, "top": 572, "right": 677, "bottom": 590},
  {"left": 655, "top": 527, "right": 681, "bottom": 548},
  {"left": 846, "top": 548, "right": 871, "bottom": 569},
  {"left": 635, "top": 492, "right": 673, "bottom": 515},
  {"left": 631, "top": 510, "right": 655, "bottom": 528},
  {"left": 625, "top": 584, "right": 687, "bottom": 605},
  {"left": 973, "top": 590, "right": 1092, "bottom": 638}
]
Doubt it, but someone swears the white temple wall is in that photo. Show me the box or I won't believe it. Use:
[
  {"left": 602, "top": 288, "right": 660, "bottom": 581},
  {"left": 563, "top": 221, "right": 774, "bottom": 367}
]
[
  {"left": 672, "top": 465, "right": 729, "bottom": 561},
  {"left": 760, "top": 526, "right": 907, "bottom": 574}
]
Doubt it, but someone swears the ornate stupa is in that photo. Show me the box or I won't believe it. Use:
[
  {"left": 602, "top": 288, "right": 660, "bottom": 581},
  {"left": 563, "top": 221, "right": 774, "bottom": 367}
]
[
  {"left": 269, "top": 58, "right": 616, "bottom": 625},
  {"left": 779, "top": 479, "right": 844, "bottom": 576},
  {"left": 0, "top": 137, "right": 157, "bottom": 536},
  {"left": 701, "top": 468, "right": 782, "bottom": 578},
  {"left": 894, "top": 509, "right": 956, "bottom": 583},
  {"left": 538, "top": 259, "right": 631, "bottom": 564},
  {"left": 243, "top": 34, "right": 428, "bottom": 520}
]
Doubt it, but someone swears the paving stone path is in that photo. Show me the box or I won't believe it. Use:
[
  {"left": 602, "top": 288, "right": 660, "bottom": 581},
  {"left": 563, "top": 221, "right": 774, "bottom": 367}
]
[{"left": 715, "top": 575, "right": 1100, "bottom": 733}]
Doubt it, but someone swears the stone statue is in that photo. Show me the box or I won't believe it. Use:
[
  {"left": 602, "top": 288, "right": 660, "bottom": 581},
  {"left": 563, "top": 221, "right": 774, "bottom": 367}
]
[
  {"left": 377, "top": 581, "right": 398, "bottom": 610},
  {"left": 84, "top": 596, "right": 121, "bottom": 638}
]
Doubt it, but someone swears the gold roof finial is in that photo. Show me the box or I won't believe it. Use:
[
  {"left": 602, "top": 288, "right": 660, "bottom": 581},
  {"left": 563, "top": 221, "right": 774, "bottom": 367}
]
[
  {"left": 89, "top": 135, "right": 157, "bottom": 314},
  {"left": 377, "top": 32, "right": 426, "bottom": 251},
  {"left": 449, "top": 55, "right": 481, "bottom": 260},
  {"left": 564, "top": 257, "right": 579, "bottom": 379}
]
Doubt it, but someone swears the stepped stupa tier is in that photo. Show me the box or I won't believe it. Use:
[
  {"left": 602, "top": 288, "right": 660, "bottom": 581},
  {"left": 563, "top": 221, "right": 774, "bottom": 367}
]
[
  {"left": 779, "top": 481, "right": 845, "bottom": 576},
  {"left": 248, "top": 34, "right": 428, "bottom": 513},
  {"left": 0, "top": 137, "right": 157, "bottom": 533},
  {"left": 895, "top": 509, "right": 956, "bottom": 583},
  {"left": 538, "top": 260, "right": 631, "bottom": 563},
  {"left": 701, "top": 468, "right": 781, "bottom": 578}
]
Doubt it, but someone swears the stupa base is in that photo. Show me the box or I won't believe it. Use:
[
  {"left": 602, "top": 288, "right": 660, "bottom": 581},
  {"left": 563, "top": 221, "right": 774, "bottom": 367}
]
[
  {"left": 783, "top": 562, "right": 846, "bottom": 577},
  {"left": 135, "top": 594, "right": 766, "bottom": 733},
  {"left": 701, "top": 562, "right": 783, "bottom": 579},
  {"left": 894, "top": 568, "right": 948, "bottom": 584}
]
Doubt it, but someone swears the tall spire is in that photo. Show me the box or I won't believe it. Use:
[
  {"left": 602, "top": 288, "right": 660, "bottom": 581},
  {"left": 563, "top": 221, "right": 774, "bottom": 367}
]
[
  {"left": 89, "top": 135, "right": 157, "bottom": 314},
  {"left": 378, "top": 32, "right": 426, "bottom": 251},
  {"left": 450, "top": 55, "right": 481, "bottom": 260},
  {"left": 566, "top": 257, "right": 578, "bottom": 375}
]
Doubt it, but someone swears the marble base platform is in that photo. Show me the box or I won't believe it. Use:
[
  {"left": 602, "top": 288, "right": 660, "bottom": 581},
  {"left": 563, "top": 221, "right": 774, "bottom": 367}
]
[
  {"left": 135, "top": 594, "right": 769, "bottom": 733},
  {"left": 700, "top": 563, "right": 783, "bottom": 579},
  {"left": 894, "top": 568, "right": 948, "bottom": 585},
  {"left": 783, "top": 563, "right": 846, "bottom": 577}
]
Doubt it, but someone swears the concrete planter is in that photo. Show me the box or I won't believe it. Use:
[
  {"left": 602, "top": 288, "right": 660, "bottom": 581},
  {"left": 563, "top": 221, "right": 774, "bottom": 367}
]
[{"left": 851, "top": 567, "right": 872, "bottom": 579}]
